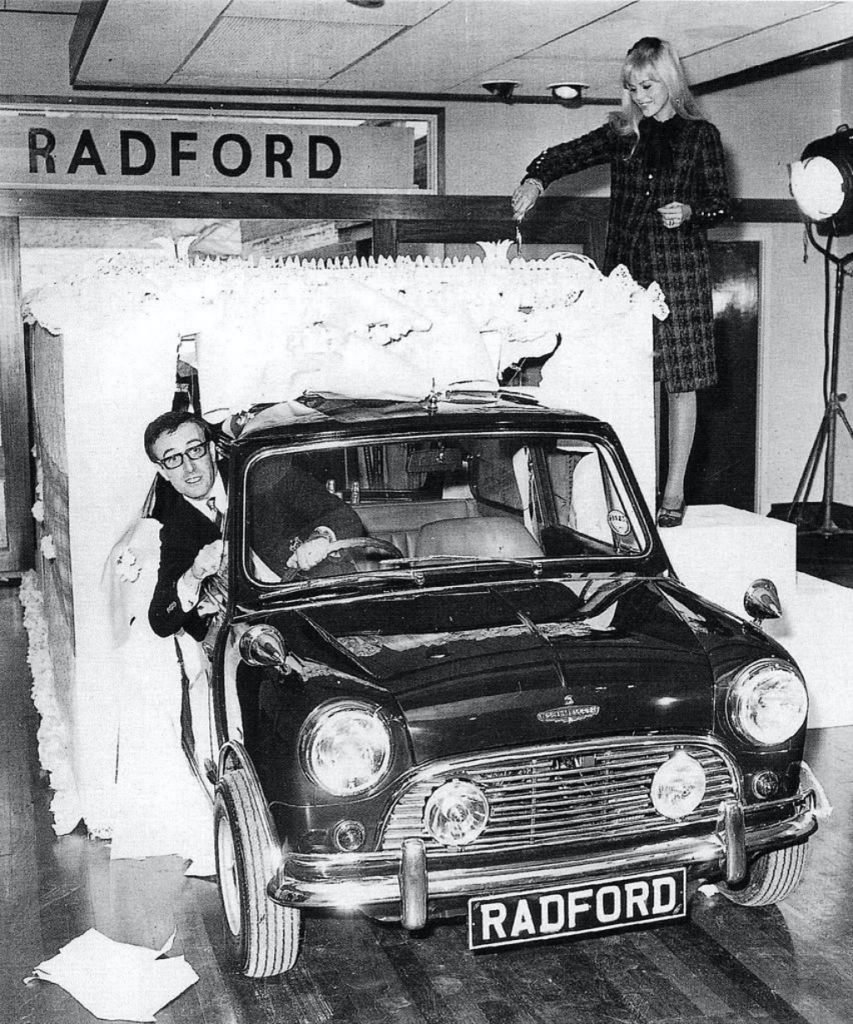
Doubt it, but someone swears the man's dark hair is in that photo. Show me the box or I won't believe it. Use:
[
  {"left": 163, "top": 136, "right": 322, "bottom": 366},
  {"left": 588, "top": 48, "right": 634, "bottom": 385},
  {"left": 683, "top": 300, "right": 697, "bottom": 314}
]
[{"left": 144, "top": 410, "right": 211, "bottom": 463}]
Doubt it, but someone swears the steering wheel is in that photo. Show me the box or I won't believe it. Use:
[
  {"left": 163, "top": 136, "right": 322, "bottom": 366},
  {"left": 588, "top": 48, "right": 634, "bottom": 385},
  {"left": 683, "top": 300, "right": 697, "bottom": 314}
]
[{"left": 329, "top": 537, "right": 405, "bottom": 560}]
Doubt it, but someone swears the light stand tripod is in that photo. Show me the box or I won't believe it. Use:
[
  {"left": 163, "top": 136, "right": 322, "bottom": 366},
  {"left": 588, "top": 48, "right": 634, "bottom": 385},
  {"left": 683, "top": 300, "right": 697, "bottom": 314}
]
[{"left": 786, "top": 224, "right": 853, "bottom": 536}]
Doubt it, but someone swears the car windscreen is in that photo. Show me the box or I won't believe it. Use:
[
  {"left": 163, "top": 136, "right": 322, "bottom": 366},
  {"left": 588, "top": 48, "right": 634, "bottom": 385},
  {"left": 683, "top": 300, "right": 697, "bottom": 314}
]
[{"left": 243, "top": 432, "right": 650, "bottom": 584}]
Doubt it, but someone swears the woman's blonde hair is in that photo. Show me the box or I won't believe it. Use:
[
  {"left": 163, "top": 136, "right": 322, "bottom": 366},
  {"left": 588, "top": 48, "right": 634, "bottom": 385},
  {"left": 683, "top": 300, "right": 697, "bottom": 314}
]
[{"left": 609, "top": 37, "right": 701, "bottom": 139}]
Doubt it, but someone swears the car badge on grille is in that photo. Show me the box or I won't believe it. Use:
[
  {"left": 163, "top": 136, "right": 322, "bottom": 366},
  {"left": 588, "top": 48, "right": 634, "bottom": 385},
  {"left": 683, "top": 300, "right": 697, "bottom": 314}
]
[{"left": 537, "top": 695, "right": 600, "bottom": 724}]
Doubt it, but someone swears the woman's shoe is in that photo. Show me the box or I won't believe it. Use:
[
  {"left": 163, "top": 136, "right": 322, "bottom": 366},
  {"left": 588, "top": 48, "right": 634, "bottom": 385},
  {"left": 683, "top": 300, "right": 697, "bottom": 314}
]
[{"left": 657, "top": 502, "right": 686, "bottom": 528}]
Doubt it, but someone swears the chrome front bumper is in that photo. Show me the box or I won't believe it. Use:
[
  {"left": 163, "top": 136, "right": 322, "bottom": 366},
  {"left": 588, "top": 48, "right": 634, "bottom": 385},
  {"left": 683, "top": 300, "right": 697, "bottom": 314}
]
[{"left": 269, "top": 774, "right": 828, "bottom": 929}]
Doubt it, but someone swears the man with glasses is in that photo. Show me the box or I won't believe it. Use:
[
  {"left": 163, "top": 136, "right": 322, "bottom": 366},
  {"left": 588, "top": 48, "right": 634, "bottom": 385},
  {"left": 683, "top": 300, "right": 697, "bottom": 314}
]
[
  {"left": 144, "top": 409, "right": 363, "bottom": 640},
  {"left": 144, "top": 410, "right": 229, "bottom": 640}
]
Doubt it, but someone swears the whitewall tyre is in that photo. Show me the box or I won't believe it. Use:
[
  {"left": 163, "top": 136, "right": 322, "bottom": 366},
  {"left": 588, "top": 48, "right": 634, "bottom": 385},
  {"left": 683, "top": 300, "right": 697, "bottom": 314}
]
[
  {"left": 214, "top": 767, "right": 301, "bottom": 977},
  {"left": 719, "top": 841, "right": 809, "bottom": 907}
]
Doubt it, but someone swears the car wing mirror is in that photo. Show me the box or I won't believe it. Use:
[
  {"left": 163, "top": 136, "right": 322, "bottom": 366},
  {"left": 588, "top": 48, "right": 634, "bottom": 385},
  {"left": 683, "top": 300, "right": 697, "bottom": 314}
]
[
  {"left": 239, "top": 623, "right": 291, "bottom": 672},
  {"left": 743, "top": 578, "right": 782, "bottom": 627}
]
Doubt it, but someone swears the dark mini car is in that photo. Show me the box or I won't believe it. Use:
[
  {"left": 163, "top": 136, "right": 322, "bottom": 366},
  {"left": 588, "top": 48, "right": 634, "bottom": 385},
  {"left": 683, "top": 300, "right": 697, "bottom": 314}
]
[{"left": 197, "top": 391, "right": 826, "bottom": 977}]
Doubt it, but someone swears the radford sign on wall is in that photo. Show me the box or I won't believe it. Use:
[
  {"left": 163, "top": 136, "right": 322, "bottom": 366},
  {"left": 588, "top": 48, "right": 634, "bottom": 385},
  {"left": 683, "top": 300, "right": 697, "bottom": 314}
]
[{"left": 0, "top": 114, "right": 415, "bottom": 191}]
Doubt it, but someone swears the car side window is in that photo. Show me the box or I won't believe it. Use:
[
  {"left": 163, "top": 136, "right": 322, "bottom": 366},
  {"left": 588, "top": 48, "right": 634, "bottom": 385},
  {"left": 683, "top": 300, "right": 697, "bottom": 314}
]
[{"left": 543, "top": 441, "right": 644, "bottom": 554}]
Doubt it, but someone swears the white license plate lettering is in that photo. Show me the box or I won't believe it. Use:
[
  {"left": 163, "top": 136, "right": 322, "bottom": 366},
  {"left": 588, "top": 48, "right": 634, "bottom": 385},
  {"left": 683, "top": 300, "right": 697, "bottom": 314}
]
[{"left": 468, "top": 869, "right": 686, "bottom": 950}]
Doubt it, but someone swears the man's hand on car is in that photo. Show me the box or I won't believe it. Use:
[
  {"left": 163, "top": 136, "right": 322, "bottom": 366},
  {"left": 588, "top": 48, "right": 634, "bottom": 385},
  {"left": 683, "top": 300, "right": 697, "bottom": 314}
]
[
  {"left": 191, "top": 539, "right": 224, "bottom": 580},
  {"left": 286, "top": 529, "right": 334, "bottom": 571}
]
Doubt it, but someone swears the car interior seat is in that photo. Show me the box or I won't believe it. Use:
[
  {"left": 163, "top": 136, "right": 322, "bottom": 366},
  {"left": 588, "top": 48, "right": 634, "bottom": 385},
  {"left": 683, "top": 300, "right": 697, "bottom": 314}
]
[{"left": 414, "top": 516, "right": 543, "bottom": 559}]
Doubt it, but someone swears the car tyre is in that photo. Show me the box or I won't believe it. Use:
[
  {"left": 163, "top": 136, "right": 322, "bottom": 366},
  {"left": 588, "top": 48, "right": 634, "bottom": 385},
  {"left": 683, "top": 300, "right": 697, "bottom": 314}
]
[
  {"left": 719, "top": 841, "right": 809, "bottom": 907},
  {"left": 214, "top": 767, "right": 301, "bottom": 976}
]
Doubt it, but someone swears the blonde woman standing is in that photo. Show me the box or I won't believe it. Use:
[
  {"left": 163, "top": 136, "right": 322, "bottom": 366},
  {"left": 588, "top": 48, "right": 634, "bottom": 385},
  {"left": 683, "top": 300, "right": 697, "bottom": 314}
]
[{"left": 513, "top": 37, "right": 731, "bottom": 527}]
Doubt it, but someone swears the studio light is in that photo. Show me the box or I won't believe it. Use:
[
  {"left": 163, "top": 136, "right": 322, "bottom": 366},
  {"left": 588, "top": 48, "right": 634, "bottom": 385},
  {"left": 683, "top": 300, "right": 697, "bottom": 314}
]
[
  {"left": 547, "top": 82, "right": 588, "bottom": 108},
  {"left": 790, "top": 124, "right": 853, "bottom": 236},
  {"left": 783, "top": 124, "right": 853, "bottom": 537},
  {"left": 481, "top": 81, "right": 520, "bottom": 104}
]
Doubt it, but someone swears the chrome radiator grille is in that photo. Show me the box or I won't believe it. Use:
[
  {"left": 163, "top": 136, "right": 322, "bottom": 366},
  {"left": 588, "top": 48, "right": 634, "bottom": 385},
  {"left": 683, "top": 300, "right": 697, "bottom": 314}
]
[{"left": 379, "top": 739, "right": 739, "bottom": 854}]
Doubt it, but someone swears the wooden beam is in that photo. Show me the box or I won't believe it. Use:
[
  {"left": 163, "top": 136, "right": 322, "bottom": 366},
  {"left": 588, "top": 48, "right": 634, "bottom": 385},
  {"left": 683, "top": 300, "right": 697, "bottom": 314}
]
[
  {"left": 0, "top": 217, "right": 32, "bottom": 574},
  {"left": 0, "top": 190, "right": 801, "bottom": 224},
  {"left": 372, "top": 219, "right": 398, "bottom": 259},
  {"left": 695, "top": 37, "right": 853, "bottom": 96}
]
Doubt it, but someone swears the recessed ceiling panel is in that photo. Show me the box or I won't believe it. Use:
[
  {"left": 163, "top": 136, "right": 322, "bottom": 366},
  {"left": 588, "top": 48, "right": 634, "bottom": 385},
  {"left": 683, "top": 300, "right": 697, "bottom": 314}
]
[
  {"left": 529, "top": 1, "right": 836, "bottom": 66},
  {"left": 73, "top": 0, "right": 231, "bottom": 86},
  {"left": 683, "top": 4, "right": 853, "bottom": 83},
  {"left": 330, "top": 1, "right": 625, "bottom": 92},
  {"left": 65, "top": 0, "right": 851, "bottom": 96},
  {"left": 173, "top": 15, "right": 400, "bottom": 86}
]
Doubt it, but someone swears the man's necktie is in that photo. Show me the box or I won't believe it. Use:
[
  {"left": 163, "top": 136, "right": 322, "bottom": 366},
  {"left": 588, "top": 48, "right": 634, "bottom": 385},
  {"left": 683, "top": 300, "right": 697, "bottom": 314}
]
[{"left": 207, "top": 497, "right": 224, "bottom": 532}]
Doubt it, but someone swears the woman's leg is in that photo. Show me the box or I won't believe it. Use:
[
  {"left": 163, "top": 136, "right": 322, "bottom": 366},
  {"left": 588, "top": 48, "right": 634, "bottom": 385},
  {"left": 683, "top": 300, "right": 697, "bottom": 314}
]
[{"left": 661, "top": 388, "right": 697, "bottom": 509}]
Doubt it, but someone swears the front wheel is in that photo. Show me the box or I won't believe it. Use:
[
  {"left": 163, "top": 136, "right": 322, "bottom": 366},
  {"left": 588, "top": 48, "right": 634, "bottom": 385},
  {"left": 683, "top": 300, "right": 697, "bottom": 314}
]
[
  {"left": 214, "top": 768, "right": 301, "bottom": 976},
  {"left": 719, "top": 841, "right": 809, "bottom": 907}
]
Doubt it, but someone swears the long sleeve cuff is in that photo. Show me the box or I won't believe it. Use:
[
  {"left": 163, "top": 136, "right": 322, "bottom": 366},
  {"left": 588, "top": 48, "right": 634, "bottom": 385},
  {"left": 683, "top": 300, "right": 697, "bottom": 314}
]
[
  {"left": 692, "top": 201, "right": 731, "bottom": 227},
  {"left": 177, "top": 569, "right": 203, "bottom": 612}
]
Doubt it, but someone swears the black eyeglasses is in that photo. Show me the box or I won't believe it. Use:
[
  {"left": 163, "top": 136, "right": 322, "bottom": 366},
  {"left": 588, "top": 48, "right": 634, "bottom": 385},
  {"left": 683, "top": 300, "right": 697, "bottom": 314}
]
[{"left": 158, "top": 441, "right": 209, "bottom": 470}]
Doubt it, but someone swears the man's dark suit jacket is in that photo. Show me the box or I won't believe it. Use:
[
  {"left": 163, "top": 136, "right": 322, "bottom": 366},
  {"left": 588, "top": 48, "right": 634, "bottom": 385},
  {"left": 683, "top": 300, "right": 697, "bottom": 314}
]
[
  {"left": 148, "top": 462, "right": 364, "bottom": 640},
  {"left": 148, "top": 477, "right": 221, "bottom": 641}
]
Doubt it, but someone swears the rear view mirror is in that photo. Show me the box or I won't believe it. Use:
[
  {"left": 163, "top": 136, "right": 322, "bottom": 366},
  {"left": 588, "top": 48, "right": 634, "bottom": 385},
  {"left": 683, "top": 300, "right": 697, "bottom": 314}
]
[{"left": 406, "top": 447, "right": 463, "bottom": 474}]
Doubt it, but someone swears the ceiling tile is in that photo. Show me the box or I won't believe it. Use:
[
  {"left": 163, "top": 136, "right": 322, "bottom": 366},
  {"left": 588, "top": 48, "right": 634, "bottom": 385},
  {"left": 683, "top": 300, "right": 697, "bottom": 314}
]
[
  {"left": 66, "top": 0, "right": 852, "bottom": 96},
  {"left": 175, "top": 15, "right": 401, "bottom": 85},
  {"left": 531, "top": 1, "right": 830, "bottom": 60},
  {"left": 329, "top": 1, "right": 626, "bottom": 92},
  {"left": 683, "top": 3, "right": 853, "bottom": 83},
  {"left": 175, "top": 14, "right": 399, "bottom": 84},
  {"left": 74, "top": 0, "right": 232, "bottom": 86}
]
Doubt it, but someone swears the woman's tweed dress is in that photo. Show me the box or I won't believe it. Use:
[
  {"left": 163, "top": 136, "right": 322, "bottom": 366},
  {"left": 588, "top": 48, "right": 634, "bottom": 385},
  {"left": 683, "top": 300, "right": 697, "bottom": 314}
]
[{"left": 525, "top": 116, "right": 730, "bottom": 393}]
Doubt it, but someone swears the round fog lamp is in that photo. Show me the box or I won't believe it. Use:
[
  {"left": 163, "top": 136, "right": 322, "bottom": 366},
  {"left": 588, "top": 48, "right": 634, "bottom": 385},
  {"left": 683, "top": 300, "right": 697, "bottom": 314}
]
[
  {"left": 752, "top": 771, "right": 779, "bottom": 799},
  {"left": 331, "top": 819, "right": 366, "bottom": 852},
  {"left": 651, "top": 749, "right": 707, "bottom": 820},
  {"left": 425, "top": 779, "right": 489, "bottom": 847}
]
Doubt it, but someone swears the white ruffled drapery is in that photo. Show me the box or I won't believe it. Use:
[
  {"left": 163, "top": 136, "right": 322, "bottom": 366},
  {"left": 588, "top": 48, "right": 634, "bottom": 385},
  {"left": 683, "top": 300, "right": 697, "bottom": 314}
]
[{"left": 20, "top": 245, "right": 662, "bottom": 861}]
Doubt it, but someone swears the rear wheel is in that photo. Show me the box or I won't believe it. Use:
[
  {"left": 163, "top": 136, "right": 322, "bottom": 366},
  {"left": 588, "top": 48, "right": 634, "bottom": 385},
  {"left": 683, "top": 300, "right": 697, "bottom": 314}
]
[
  {"left": 719, "top": 841, "right": 809, "bottom": 907},
  {"left": 214, "top": 768, "right": 301, "bottom": 976}
]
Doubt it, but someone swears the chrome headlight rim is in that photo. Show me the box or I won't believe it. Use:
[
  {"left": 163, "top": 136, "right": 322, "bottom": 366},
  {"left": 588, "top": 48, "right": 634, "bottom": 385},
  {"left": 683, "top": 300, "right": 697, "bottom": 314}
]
[
  {"left": 727, "top": 657, "right": 808, "bottom": 747},
  {"left": 299, "top": 698, "right": 393, "bottom": 798}
]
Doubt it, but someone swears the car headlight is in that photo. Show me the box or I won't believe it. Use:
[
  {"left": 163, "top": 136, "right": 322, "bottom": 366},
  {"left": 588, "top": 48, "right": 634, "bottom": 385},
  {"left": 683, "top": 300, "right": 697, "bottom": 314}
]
[
  {"left": 300, "top": 700, "right": 392, "bottom": 797},
  {"left": 728, "top": 658, "right": 808, "bottom": 745}
]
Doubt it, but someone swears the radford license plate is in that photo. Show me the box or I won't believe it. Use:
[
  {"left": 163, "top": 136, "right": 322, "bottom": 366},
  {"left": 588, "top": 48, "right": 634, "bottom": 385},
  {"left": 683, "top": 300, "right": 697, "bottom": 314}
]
[{"left": 468, "top": 868, "right": 687, "bottom": 950}]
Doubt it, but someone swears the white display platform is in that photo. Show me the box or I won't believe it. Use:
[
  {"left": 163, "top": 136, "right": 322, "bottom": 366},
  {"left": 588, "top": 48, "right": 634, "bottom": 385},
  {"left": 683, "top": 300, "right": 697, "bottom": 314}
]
[
  {"left": 765, "top": 573, "right": 853, "bottom": 730},
  {"left": 662, "top": 504, "right": 797, "bottom": 613},
  {"left": 661, "top": 504, "right": 853, "bottom": 729}
]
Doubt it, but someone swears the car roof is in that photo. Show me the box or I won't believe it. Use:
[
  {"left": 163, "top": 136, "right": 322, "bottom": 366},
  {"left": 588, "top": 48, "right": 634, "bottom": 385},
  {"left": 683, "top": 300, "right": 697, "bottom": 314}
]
[{"left": 226, "top": 391, "right": 608, "bottom": 448}]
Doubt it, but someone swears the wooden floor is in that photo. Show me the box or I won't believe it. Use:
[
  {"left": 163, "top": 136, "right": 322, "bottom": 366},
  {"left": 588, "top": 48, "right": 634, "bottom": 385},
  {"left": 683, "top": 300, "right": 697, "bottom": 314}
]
[{"left": 3, "top": 579, "right": 853, "bottom": 1024}]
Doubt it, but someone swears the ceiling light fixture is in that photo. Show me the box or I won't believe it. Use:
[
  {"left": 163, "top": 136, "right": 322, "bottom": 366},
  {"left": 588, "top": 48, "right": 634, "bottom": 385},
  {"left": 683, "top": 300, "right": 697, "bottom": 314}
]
[
  {"left": 346, "top": 0, "right": 385, "bottom": 7},
  {"left": 547, "top": 82, "right": 588, "bottom": 108},
  {"left": 481, "top": 81, "right": 520, "bottom": 104}
]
